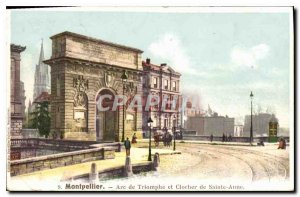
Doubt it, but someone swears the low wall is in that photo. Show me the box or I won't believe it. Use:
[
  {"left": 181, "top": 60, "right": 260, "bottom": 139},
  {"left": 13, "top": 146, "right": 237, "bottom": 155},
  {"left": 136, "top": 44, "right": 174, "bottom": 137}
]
[
  {"left": 10, "top": 147, "right": 115, "bottom": 176},
  {"left": 10, "top": 139, "right": 122, "bottom": 160},
  {"left": 182, "top": 135, "right": 290, "bottom": 142},
  {"left": 69, "top": 161, "right": 153, "bottom": 181}
]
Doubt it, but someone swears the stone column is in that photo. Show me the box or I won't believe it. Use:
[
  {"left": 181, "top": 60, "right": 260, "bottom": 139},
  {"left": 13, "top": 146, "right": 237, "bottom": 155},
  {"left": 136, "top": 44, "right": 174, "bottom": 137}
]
[
  {"left": 153, "top": 152, "right": 160, "bottom": 171},
  {"left": 89, "top": 163, "right": 97, "bottom": 182},
  {"left": 124, "top": 156, "right": 133, "bottom": 177}
]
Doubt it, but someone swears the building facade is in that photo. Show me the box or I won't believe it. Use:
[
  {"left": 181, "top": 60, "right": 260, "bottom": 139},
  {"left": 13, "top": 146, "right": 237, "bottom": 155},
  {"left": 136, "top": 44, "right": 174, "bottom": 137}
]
[
  {"left": 243, "top": 113, "right": 279, "bottom": 137},
  {"left": 234, "top": 125, "right": 244, "bottom": 137},
  {"left": 10, "top": 44, "right": 26, "bottom": 138},
  {"left": 185, "top": 115, "right": 234, "bottom": 136},
  {"left": 33, "top": 41, "right": 50, "bottom": 100},
  {"left": 44, "top": 31, "right": 143, "bottom": 141},
  {"left": 20, "top": 81, "right": 26, "bottom": 121},
  {"left": 142, "top": 58, "right": 182, "bottom": 133}
]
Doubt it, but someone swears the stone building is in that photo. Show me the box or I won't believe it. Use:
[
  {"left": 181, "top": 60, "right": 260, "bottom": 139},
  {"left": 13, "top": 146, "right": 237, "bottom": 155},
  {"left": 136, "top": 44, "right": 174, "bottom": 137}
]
[
  {"left": 33, "top": 40, "right": 50, "bottom": 100},
  {"left": 44, "top": 31, "right": 143, "bottom": 141},
  {"left": 20, "top": 81, "right": 26, "bottom": 121},
  {"left": 10, "top": 44, "right": 26, "bottom": 138},
  {"left": 142, "top": 58, "right": 182, "bottom": 133},
  {"left": 185, "top": 115, "right": 234, "bottom": 136},
  {"left": 234, "top": 124, "right": 244, "bottom": 137},
  {"left": 243, "top": 113, "right": 278, "bottom": 137}
]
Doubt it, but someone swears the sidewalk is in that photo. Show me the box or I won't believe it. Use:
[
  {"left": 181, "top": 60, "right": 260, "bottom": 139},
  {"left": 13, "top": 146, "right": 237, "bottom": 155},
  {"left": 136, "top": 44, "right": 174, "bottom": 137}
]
[
  {"left": 9, "top": 147, "right": 181, "bottom": 183},
  {"left": 138, "top": 139, "right": 281, "bottom": 146}
]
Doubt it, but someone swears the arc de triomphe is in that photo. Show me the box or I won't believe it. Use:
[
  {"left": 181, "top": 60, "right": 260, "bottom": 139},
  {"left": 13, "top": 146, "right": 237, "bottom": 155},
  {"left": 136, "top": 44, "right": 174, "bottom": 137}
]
[{"left": 44, "top": 31, "right": 143, "bottom": 142}]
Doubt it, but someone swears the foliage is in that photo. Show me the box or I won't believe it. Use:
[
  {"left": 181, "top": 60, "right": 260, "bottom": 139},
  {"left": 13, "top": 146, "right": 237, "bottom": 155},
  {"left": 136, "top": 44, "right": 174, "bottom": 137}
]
[{"left": 30, "top": 101, "right": 51, "bottom": 138}]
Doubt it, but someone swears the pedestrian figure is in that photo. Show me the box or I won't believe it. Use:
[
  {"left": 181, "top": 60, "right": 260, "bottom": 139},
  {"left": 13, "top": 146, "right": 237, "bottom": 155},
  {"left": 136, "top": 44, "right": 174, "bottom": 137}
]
[
  {"left": 132, "top": 133, "right": 137, "bottom": 144},
  {"left": 163, "top": 132, "right": 167, "bottom": 146},
  {"left": 278, "top": 138, "right": 286, "bottom": 149},
  {"left": 124, "top": 137, "right": 131, "bottom": 156},
  {"left": 169, "top": 133, "right": 173, "bottom": 147},
  {"left": 210, "top": 134, "right": 213, "bottom": 142},
  {"left": 229, "top": 134, "right": 232, "bottom": 142},
  {"left": 154, "top": 132, "right": 159, "bottom": 147},
  {"left": 222, "top": 133, "right": 225, "bottom": 142},
  {"left": 283, "top": 139, "right": 287, "bottom": 149}
]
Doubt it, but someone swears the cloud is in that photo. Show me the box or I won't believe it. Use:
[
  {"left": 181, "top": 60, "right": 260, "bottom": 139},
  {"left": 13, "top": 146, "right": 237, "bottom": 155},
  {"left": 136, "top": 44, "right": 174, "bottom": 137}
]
[
  {"left": 230, "top": 44, "right": 270, "bottom": 69},
  {"left": 148, "top": 33, "right": 204, "bottom": 76}
]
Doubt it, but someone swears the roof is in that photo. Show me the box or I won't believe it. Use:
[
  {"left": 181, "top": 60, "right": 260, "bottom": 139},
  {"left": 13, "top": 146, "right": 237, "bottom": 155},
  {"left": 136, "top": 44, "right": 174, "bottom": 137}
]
[
  {"left": 142, "top": 61, "right": 181, "bottom": 76},
  {"left": 50, "top": 31, "right": 143, "bottom": 53},
  {"left": 33, "top": 92, "right": 50, "bottom": 104}
]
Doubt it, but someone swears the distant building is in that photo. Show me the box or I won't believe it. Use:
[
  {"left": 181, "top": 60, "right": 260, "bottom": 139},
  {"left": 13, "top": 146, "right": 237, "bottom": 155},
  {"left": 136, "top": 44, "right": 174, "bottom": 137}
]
[
  {"left": 243, "top": 113, "right": 278, "bottom": 137},
  {"left": 10, "top": 44, "right": 26, "bottom": 138},
  {"left": 33, "top": 91, "right": 51, "bottom": 104},
  {"left": 234, "top": 125, "right": 244, "bottom": 137},
  {"left": 33, "top": 40, "right": 50, "bottom": 100},
  {"left": 142, "top": 58, "right": 182, "bottom": 133},
  {"left": 185, "top": 115, "right": 234, "bottom": 136},
  {"left": 30, "top": 91, "right": 51, "bottom": 112},
  {"left": 184, "top": 95, "right": 202, "bottom": 118}
]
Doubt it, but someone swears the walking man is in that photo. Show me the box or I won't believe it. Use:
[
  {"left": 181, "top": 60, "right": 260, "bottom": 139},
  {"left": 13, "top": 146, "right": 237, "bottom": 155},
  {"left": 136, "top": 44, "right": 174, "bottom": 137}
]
[{"left": 124, "top": 137, "right": 131, "bottom": 156}]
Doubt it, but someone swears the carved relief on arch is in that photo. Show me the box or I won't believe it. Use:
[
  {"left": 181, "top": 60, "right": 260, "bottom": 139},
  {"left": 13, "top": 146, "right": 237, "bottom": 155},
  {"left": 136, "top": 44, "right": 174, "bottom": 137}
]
[
  {"left": 74, "top": 91, "right": 87, "bottom": 108},
  {"left": 73, "top": 75, "right": 89, "bottom": 132},
  {"left": 96, "top": 71, "right": 121, "bottom": 92},
  {"left": 73, "top": 75, "right": 88, "bottom": 92}
]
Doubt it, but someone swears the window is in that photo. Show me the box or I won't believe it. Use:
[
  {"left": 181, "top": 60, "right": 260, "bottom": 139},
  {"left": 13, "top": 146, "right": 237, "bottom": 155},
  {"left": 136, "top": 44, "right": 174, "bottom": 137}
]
[
  {"left": 153, "top": 77, "right": 158, "bottom": 88},
  {"left": 172, "top": 81, "right": 176, "bottom": 91},
  {"left": 164, "top": 79, "right": 169, "bottom": 90}
]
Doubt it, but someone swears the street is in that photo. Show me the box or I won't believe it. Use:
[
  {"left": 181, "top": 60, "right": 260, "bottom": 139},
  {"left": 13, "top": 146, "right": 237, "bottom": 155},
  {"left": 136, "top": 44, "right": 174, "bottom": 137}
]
[{"left": 138, "top": 142, "right": 290, "bottom": 182}]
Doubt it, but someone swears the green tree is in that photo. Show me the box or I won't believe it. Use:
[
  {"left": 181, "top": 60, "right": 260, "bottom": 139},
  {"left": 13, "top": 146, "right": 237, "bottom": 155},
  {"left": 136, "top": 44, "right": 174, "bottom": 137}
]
[{"left": 30, "top": 101, "right": 51, "bottom": 138}]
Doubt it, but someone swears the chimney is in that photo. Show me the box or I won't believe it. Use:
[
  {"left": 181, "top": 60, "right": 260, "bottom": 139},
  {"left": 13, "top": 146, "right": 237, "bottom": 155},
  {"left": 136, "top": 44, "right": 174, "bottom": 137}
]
[
  {"left": 146, "top": 58, "right": 151, "bottom": 64},
  {"left": 161, "top": 63, "right": 167, "bottom": 67}
]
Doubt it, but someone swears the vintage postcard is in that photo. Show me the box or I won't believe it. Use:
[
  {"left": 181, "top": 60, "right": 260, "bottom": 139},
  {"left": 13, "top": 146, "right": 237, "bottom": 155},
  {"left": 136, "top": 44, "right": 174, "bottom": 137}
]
[{"left": 6, "top": 6, "right": 294, "bottom": 192}]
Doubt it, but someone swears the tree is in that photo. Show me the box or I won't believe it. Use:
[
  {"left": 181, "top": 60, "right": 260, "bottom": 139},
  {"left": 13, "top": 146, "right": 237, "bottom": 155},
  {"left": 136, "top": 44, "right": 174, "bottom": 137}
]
[{"left": 30, "top": 101, "right": 51, "bottom": 138}]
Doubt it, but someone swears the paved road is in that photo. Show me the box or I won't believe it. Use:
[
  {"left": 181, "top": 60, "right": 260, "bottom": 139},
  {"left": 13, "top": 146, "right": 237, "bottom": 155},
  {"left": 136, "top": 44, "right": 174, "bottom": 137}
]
[{"left": 156, "top": 143, "right": 289, "bottom": 182}]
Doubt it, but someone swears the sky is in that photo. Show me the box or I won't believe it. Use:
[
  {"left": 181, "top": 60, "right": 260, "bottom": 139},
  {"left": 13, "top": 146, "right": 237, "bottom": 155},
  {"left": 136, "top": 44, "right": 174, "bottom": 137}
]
[{"left": 9, "top": 8, "right": 293, "bottom": 127}]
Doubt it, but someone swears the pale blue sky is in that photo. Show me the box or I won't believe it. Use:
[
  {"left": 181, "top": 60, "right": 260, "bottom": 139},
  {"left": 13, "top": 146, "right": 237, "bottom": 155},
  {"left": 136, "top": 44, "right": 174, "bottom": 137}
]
[{"left": 10, "top": 9, "right": 292, "bottom": 127}]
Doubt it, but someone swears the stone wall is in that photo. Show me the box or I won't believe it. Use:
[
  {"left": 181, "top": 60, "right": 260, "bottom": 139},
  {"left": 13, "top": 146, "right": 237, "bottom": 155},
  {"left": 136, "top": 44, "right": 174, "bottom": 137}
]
[
  {"left": 10, "top": 147, "right": 115, "bottom": 176},
  {"left": 10, "top": 119, "right": 23, "bottom": 138}
]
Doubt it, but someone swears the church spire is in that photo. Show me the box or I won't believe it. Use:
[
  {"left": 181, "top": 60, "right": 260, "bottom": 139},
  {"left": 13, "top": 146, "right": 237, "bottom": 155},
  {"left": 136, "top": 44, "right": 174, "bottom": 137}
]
[
  {"left": 33, "top": 39, "right": 50, "bottom": 101},
  {"left": 38, "top": 39, "right": 44, "bottom": 66}
]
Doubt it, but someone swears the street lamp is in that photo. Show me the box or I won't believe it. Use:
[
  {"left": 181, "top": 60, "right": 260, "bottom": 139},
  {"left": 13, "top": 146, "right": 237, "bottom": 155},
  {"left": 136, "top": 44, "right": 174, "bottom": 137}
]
[
  {"left": 147, "top": 117, "right": 153, "bottom": 161},
  {"left": 173, "top": 126, "right": 176, "bottom": 151},
  {"left": 250, "top": 91, "right": 254, "bottom": 145},
  {"left": 121, "top": 70, "right": 128, "bottom": 142}
]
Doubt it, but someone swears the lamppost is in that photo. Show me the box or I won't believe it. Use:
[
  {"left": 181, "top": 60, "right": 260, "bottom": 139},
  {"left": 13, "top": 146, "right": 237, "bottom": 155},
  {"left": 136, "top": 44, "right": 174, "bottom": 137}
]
[
  {"left": 147, "top": 117, "right": 153, "bottom": 161},
  {"left": 173, "top": 126, "right": 176, "bottom": 151},
  {"left": 250, "top": 91, "right": 254, "bottom": 145},
  {"left": 121, "top": 70, "right": 128, "bottom": 142}
]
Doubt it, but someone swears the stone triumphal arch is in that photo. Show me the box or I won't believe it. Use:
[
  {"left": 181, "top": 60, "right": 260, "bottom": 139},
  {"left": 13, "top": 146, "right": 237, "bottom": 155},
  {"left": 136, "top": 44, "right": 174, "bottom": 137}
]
[{"left": 45, "top": 31, "right": 143, "bottom": 141}]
